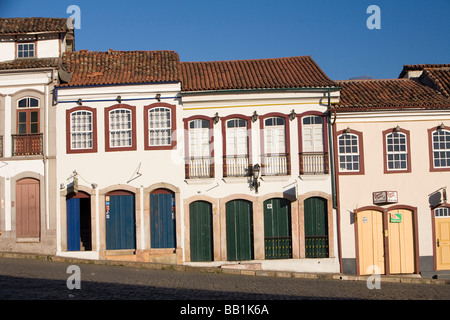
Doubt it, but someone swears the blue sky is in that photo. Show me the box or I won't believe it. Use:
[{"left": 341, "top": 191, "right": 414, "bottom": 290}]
[{"left": 1, "top": 0, "right": 449, "bottom": 80}]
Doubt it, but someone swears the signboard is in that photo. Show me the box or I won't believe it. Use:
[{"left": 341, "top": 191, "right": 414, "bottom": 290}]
[
  {"left": 373, "top": 191, "right": 398, "bottom": 205},
  {"left": 390, "top": 212, "right": 402, "bottom": 223}
]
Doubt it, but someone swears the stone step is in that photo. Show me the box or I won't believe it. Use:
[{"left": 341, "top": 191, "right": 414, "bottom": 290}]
[{"left": 221, "top": 263, "right": 262, "bottom": 270}]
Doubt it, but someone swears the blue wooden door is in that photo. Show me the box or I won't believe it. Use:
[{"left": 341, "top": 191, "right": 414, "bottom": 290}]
[
  {"left": 106, "top": 193, "right": 136, "bottom": 250},
  {"left": 67, "top": 198, "right": 80, "bottom": 251},
  {"left": 150, "top": 190, "right": 176, "bottom": 248}
]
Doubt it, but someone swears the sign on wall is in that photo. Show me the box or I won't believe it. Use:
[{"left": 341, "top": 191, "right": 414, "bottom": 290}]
[{"left": 373, "top": 191, "right": 398, "bottom": 205}]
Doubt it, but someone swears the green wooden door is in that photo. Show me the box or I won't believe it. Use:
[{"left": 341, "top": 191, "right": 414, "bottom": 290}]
[
  {"left": 264, "top": 198, "right": 292, "bottom": 259},
  {"left": 189, "top": 201, "right": 213, "bottom": 262},
  {"left": 226, "top": 199, "right": 253, "bottom": 261},
  {"left": 304, "top": 197, "right": 329, "bottom": 258}
]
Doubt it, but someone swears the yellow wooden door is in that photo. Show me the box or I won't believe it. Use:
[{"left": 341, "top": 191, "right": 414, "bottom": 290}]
[
  {"left": 435, "top": 217, "right": 450, "bottom": 270},
  {"left": 357, "top": 210, "right": 385, "bottom": 275},
  {"left": 388, "top": 209, "right": 415, "bottom": 274}
]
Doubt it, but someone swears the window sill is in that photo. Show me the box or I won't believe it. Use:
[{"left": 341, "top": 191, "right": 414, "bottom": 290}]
[{"left": 184, "top": 178, "right": 215, "bottom": 185}]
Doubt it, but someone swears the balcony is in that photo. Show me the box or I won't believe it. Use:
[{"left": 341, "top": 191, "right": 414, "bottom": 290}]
[
  {"left": 12, "top": 133, "right": 43, "bottom": 156},
  {"left": 185, "top": 156, "right": 214, "bottom": 179},
  {"left": 299, "top": 152, "right": 329, "bottom": 175},
  {"left": 261, "top": 153, "right": 290, "bottom": 176},
  {"left": 223, "top": 155, "right": 251, "bottom": 177}
]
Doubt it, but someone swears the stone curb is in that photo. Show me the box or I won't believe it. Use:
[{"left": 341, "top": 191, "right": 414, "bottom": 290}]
[{"left": 1, "top": 252, "right": 449, "bottom": 285}]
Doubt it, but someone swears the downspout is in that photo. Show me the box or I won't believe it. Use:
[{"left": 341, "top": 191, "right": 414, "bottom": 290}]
[{"left": 327, "top": 88, "right": 343, "bottom": 274}]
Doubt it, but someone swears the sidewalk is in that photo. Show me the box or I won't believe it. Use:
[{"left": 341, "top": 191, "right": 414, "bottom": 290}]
[{"left": 1, "top": 251, "right": 448, "bottom": 285}]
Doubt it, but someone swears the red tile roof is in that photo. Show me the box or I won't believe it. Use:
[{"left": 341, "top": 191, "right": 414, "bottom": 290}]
[
  {"left": 419, "top": 68, "right": 450, "bottom": 98},
  {"left": 180, "top": 56, "right": 336, "bottom": 92},
  {"left": 333, "top": 78, "right": 450, "bottom": 111},
  {"left": 0, "top": 17, "right": 69, "bottom": 34},
  {"left": 0, "top": 58, "right": 61, "bottom": 70},
  {"left": 399, "top": 64, "right": 450, "bottom": 78},
  {"left": 58, "top": 50, "right": 180, "bottom": 87}
]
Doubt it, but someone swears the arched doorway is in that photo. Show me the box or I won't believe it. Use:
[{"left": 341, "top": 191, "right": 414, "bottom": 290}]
[
  {"left": 66, "top": 191, "right": 91, "bottom": 251},
  {"left": 105, "top": 190, "right": 136, "bottom": 250},
  {"left": 16, "top": 178, "right": 40, "bottom": 239},
  {"left": 226, "top": 199, "right": 254, "bottom": 261},
  {"left": 189, "top": 201, "right": 213, "bottom": 262},
  {"left": 150, "top": 188, "right": 176, "bottom": 248},
  {"left": 304, "top": 197, "right": 329, "bottom": 258}
]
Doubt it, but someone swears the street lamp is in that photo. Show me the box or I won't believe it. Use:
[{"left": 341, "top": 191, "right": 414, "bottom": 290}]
[{"left": 252, "top": 164, "right": 260, "bottom": 193}]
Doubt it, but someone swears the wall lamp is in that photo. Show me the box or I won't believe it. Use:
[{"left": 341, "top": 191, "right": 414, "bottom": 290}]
[
  {"left": 77, "top": 98, "right": 82, "bottom": 105},
  {"left": 156, "top": 93, "right": 161, "bottom": 102},
  {"left": 213, "top": 112, "right": 220, "bottom": 124},
  {"left": 439, "top": 123, "right": 445, "bottom": 130},
  {"left": 289, "top": 109, "right": 296, "bottom": 121},
  {"left": 252, "top": 111, "right": 259, "bottom": 122},
  {"left": 251, "top": 164, "right": 261, "bottom": 193},
  {"left": 345, "top": 127, "right": 351, "bottom": 134},
  {"left": 116, "top": 95, "right": 122, "bottom": 103},
  {"left": 394, "top": 125, "right": 401, "bottom": 132}
]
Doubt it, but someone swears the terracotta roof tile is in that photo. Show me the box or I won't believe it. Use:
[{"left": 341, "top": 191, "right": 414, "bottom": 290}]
[
  {"left": 58, "top": 50, "right": 180, "bottom": 87},
  {"left": 419, "top": 68, "right": 450, "bottom": 97},
  {"left": 399, "top": 63, "right": 450, "bottom": 78},
  {"left": 0, "top": 57, "right": 61, "bottom": 70},
  {"left": 180, "top": 56, "right": 337, "bottom": 91},
  {"left": 333, "top": 78, "right": 450, "bottom": 111},
  {"left": 0, "top": 17, "right": 69, "bottom": 34}
]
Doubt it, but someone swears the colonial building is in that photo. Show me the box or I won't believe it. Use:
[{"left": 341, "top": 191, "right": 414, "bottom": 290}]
[
  {"left": 0, "top": 18, "right": 73, "bottom": 254},
  {"left": 332, "top": 64, "right": 450, "bottom": 278}
]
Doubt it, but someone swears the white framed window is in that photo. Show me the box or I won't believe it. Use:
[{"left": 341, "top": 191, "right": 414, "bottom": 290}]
[
  {"left": 70, "top": 111, "right": 93, "bottom": 150},
  {"left": 264, "top": 117, "right": 286, "bottom": 154},
  {"left": 189, "top": 119, "right": 210, "bottom": 157},
  {"left": 338, "top": 133, "right": 360, "bottom": 172},
  {"left": 226, "top": 118, "right": 248, "bottom": 156},
  {"left": 302, "top": 116, "right": 324, "bottom": 153},
  {"left": 109, "top": 108, "right": 132, "bottom": 148},
  {"left": 148, "top": 107, "right": 171, "bottom": 146},
  {"left": 432, "top": 129, "right": 450, "bottom": 169},
  {"left": 17, "top": 43, "right": 35, "bottom": 58},
  {"left": 386, "top": 131, "right": 408, "bottom": 171},
  {"left": 435, "top": 207, "right": 450, "bottom": 218}
]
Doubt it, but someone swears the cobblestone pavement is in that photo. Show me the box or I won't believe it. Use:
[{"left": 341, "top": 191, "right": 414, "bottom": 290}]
[{"left": 0, "top": 256, "right": 448, "bottom": 311}]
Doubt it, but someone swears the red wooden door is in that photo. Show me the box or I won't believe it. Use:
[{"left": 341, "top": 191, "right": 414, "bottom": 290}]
[{"left": 16, "top": 178, "right": 40, "bottom": 238}]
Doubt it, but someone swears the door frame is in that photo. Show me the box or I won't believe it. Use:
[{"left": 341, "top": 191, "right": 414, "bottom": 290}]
[
  {"left": 354, "top": 205, "right": 419, "bottom": 276},
  {"left": 431, "top": 203, "right": 450, "bottom": 271}
]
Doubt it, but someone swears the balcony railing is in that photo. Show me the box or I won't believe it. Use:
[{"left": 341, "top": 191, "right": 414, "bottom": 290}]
[
  {"left": 299, "top": 152, "right": 329, "bottom": 175},
  {"left": 185, "top": 156, "right": 214, "bottom": 179},
  {"left": 12, "top": 133, "right": 43, "bottom": 156},
  {"left": 261, "top": 153, "right": 290, "bottom": 176},
  {"left": 223, "top": 155, "right": 251, "bottom": 177}
]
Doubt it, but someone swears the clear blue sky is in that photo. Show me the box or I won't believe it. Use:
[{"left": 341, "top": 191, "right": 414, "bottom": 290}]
[{"left": 1, "top": 0, "right": 449, "bottom": 80}]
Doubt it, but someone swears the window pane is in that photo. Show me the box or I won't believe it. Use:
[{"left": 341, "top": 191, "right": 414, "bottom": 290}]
[{"left": 148, "top": 107, "right": 171, "bottom": 146}]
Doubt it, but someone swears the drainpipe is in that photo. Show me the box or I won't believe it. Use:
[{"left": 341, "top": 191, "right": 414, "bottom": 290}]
[{"left": 327, "top": 88, "right": 343, "bottom": 274}]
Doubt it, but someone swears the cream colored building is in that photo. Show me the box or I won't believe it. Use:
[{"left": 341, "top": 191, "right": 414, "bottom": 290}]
[{"left": 332, "top": 64, "right": 450, "bottom": 278}]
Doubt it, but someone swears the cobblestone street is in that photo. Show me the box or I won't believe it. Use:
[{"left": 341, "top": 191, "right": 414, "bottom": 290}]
[{"left": 0, "top": 257, "right": 449, "bottom": 303}]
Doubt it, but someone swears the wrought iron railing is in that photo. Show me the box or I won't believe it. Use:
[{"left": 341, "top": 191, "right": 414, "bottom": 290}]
[
  {"left": 299, "top": 152, "right": 329, "bottom": 175},
  {"left": 223, "top": 155, "right": 251, "bottom": 177},
  {"left": 261, "top": 153, "right": 290, "bottom": 176},
  {"left": 185, "top": 156, "right": 214, "bottom": 179},
  {"left": 12, "top": 133, "right": 43, "bottom": 156},
  {"left": 264, "top": 236, "right": 292, "bottom": 259}
]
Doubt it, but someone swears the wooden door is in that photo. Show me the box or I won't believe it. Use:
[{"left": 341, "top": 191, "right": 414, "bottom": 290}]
[
  {"left": 304, "top": 197, "right": 329, "bottom": 258},
  {"left": 264, "top": 198, "right": 292, "bottom": 259},
  {"left": 388, "top": 209, "right": 415, "bottom": 274},
  {"left": 226, "top": 199, "right": 253, "bottom": 261},
  {"left": 435, "top": 207, "right": 450, "bottom": 270},
  {"left": 189, "top": 201, "right": 213, "bottom": 262},
  {"left": 106, "top": 192, "right": 136, "bottom": 250},
  {"left": 150, "top": 189, "right": 176, "bottom": 248},
  {"left": 357, "top": 210, "right": 385, "bottom": 275},
  {"left": 16, "top": 178, "right": 40, "bottom": 238}
]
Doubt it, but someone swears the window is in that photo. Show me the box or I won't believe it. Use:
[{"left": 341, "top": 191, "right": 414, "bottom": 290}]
[
  {"left": 384, "top": 128, "right": 411, "bottom": 173},
  {"left": 105, "top": 105, "right": 136, "bottom": 152},
  {"left": 224, "top": 117, "right": 250, "bottom": 177},
  {"left": 185, "top": 117, "right": 213, "bottom": 179},
  {"left": 261, "top": 114, "right": 290, "bottom": 176},
  {"left": 144, "top": 103, "right": 176, "bottom": 150},
  {"left": 302, "top": 116, "right": 324, "bottom": 153},
  {"left": 431, "top": 129, "right": 450, "bottom": 170},
  {"left": 17, "top": 98, "right": 39, "bottom": 134},
  {"left": 337, "top": 129, "right": 364, "bottom": 175},
  {"left": 66, "top": 107, "right": 97, "bottom": 154},
  {"left": 299, "top": 113, "right": 328, "bottom": 175},
  {"left": 435, "top": 207, "right": 450, "bottom": 218},
  {"left": 17, "top": 42, "right": 35, "bottom": 58}
]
